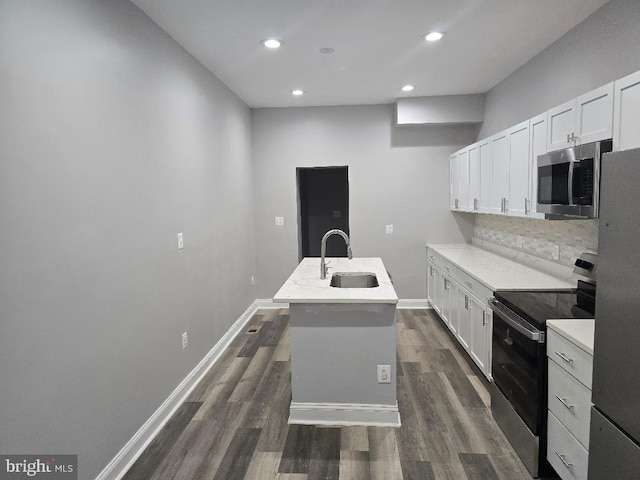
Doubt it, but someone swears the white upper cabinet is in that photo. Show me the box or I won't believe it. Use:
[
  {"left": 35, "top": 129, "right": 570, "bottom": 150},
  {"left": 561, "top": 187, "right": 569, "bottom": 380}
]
[
  {"left": 468, "top": 143, "right": 480, "bottom": 212},
  {"left": 613, "top": 70, "right": 640, "bottom": 152},
  {"left": 449, "top": 152, "right": 459, "bottom": 210},
  {"left": 528, "top": 113, "right": 547, "bottom": 219},
  {"left": 576, "top": 82, "right": 614, "bottom": 145},
  {"left": 507, "top": 120, "right": 530, "bottom": 217},
  {"left": 478, "top": 138, "right": 492, "bottom": 213},
  {"left": 458, "top": 147, "right": 471, "bottom": 211},
  {"left": 490, "top": 130, "right": 509, "bottom": 215},
  {"left": 547, "top": 83, "right": 614, "bottom": 151},
  {"left": 547, "top": 98, "right": 577, "bottom": 151}
]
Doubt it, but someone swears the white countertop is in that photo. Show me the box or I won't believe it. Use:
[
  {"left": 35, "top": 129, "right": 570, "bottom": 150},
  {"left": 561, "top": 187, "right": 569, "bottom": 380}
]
[
  {"left": 547, "top": 319, "right": 595, "bottom": 355},
  {"left": 272, "top": 257, "right": 398, "bottom": 304},
  {"left": 426, "top": 243, "right": 575, "bottom": 291}
]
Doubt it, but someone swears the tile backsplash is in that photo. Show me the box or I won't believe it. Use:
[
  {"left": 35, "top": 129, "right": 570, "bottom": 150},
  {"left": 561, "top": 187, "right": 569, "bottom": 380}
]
[{"left": 474, "top": 215, "right": 598, "bottom": 268}]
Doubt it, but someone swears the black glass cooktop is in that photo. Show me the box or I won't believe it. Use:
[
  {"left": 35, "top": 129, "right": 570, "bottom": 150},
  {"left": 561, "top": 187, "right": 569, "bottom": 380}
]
[{"left": 494, "top": 289, "right": 594, "bottom": 330}]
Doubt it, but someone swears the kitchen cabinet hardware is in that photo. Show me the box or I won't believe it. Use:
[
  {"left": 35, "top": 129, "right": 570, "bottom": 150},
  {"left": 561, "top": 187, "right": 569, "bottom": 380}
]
[
  {"left": 524, "top": 198, "right": 529, "bottom": 215},
  {"left": 555, "top": 451, "right": 573, "bottom": 470},
  {"left": 555, "top": 395, "right": 575, "bottom": 410},
  {"left": 555, "top": 351, "right": 574, "bottom": 364}
]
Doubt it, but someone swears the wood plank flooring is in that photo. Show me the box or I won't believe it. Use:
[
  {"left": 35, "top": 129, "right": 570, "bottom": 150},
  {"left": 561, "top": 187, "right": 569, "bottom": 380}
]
[{"left": 122, "top": 309, "right": 538, "bottom": 480}]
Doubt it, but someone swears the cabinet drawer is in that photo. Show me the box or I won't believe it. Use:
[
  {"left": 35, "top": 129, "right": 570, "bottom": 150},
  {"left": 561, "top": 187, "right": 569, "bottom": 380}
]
[
  {"left": 547, "top": 412, "right": 589, "bottom": 480},
  {"left": 427, "top": 251, "right": 457, "bottom": 278},
  {"left": 548, "top": 358, "right": 592, "bottom": 448},
  {"left": 547, "top": 330, "right": 593, "bottom": 389},
  {"left": 455, "top": 267, "right": 492, "bottom": 303}
]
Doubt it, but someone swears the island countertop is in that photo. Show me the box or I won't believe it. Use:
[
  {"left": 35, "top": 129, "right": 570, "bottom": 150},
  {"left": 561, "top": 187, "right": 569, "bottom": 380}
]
[{"left": 272, "top": 257, "right": 398, "bottom": 304}]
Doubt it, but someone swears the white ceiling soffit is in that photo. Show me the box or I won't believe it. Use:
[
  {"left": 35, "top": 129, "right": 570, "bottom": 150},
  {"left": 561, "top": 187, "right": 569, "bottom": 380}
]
[{"left": 130, "top": 0, "right": 610, "bottom": 108}]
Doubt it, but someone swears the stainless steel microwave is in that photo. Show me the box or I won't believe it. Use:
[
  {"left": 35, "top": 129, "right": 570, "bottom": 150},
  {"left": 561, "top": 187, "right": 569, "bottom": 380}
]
[{"left": 537, "top": 139, "right": 612, "bottom": 218}]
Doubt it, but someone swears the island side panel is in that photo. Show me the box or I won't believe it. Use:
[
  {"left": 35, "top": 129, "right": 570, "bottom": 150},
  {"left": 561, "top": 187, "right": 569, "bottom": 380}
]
[{"left": 289, "top": 303, "right": 397, "bottom": 407}]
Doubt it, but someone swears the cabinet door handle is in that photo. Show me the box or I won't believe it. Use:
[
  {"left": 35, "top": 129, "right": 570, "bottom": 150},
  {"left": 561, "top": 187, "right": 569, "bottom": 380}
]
[
  {"left": 465, "top": 295, "right": 469, "bottom": 310},
  {"left": 524, "top": 197, "right": 529, "bottom": 215},
  {"left": 444, "top": 279, "right": 449, "bottom": 290},
  {"left": 474, "top": 198, "right": 479, "bottom": 211},
  {"left": 444, "top": 265, "right": 450, "bottom": 272},
  {"left": 555, "top": 395, "right": 574, "bottom": 410},
  {"left": 455, "top": 198, "right": 459, "bottom": 209},
  {"left": 482, "top": 311, "right": 488, "bottom": 326},
  {"left": 554, "top": 351, "right": 574, "bottom": 364},
  {"left": 429, "top": 266, "right": 435, "bottom": 277},
  {"left": 500, "top": 197, "right": 504, "bottom": 213},
  {"left": 554, "top": 451, "right": 573, "bottom": 470},
  {"left": 504, "top": 198, "right": 508, "bottom": 213},
  {"left": 465, "top": 280, "right": 472, "bottom": 289}
]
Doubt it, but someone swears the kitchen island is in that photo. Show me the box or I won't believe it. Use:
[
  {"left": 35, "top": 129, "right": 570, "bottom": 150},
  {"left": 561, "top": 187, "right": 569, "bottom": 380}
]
[{"left": 273, "top": 257, "right": 399, "bottom": 426}]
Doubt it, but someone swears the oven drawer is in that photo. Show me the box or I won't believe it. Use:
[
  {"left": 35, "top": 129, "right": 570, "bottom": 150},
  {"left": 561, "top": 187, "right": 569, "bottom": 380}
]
[
  {"left": 547, "top": 411, "right": 589, "bottom": 480},
  {"left": 548, "top": 358, "right": 592, "bottom": 448},
  {"left": 456, "top": 268, "right": 492, "bottom": 303},
  {"left": 547, "top": 330, "right": 593, "bottom": 389}
]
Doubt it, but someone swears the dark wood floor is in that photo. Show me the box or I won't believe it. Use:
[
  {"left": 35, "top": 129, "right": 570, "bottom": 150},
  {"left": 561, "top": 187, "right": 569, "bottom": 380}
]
[{"left": 123, "top": 308, "right": 535, "bottom": 480}]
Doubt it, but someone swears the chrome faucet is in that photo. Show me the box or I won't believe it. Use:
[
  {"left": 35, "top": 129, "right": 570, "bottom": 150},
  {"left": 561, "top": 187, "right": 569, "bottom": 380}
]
[{"left": 320, "top": 229, "right": 353, "bottom": 279}]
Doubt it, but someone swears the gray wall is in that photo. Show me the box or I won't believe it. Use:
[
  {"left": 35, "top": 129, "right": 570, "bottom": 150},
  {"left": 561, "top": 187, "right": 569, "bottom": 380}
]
[
  {"left": 479, "top": 0, "right": 640, "bottom": 139},
  {"left": 0, "top": 1, "right": 256, "bottom": 478},
  {"left": 252, "top": 105, "right": 477, "bottom": 300}
]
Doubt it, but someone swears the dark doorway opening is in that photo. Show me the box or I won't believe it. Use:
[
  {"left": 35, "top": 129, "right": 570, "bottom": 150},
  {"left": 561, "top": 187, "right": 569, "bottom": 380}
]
[{"left": 297, "top": 166, "right": 349, "bottom": 261}]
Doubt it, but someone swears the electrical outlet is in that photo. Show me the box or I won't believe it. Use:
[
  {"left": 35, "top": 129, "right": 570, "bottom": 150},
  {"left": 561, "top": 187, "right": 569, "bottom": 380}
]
[
  {"left": 385, "top": 224, "right": 394, "bottom": 235},
  {"left": 516, "top": 235, "right": 524, "bottom": 249},
  {"left": 275, "top": 216, "right": 284, "bottom": 226},
  {"left": 177, "top": 232, "right": 184, "bottom": 250},
  {"left": 377, "top": 364, "right": 391, "bottom": 384},
  {"left": 182, "top": 331, "right": 188, "bottom": 350},
  {"left": 551, "top": 244, "right": 560, "bottom": 261}
]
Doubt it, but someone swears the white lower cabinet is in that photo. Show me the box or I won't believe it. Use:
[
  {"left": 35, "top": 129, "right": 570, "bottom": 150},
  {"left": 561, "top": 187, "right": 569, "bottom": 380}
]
[
  {"left": 546, "top": 327, "right": 593, "bottom": 480},
  {"left": 548, "top": 412, "right": 589, "bottom": 480},
  {"left": 468, "top": 294, "right": 490, "bottom": 374},
  {"left": 457, "top": 289, "right": 471, "bottom": 351},
  {"left": 426, "top": 248, "right": 492, "bottom": 380}
]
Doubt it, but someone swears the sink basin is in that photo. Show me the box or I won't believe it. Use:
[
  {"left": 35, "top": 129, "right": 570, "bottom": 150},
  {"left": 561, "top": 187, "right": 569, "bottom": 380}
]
[{"left": 330, "top": 272, "right": 379, "bottom": 288}]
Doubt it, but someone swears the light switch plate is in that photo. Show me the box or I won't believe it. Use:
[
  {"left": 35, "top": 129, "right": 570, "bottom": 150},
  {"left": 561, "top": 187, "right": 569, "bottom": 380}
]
[
  {"left": 385, "top": 224, "right": 393, "bottom": 235},
  {"left": 275, "top": 216, "right": 284, "bottom": 226},
  {"left": 177, "top": 232, "right": 184, "bottom": 250},
  {"left": 377, "top": 364, "right": 391, "bottom": 383}
]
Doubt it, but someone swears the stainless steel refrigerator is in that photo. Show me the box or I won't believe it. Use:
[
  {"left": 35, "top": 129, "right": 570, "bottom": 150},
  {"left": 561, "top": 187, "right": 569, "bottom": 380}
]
[{"left": 588, "top": 148, "right": 640, "bottom": 478}]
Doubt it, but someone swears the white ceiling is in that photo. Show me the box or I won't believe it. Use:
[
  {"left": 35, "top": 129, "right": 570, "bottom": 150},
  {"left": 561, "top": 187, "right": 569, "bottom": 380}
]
[{"left": 130, "top": 0, "right": 610, "bottom": 108}]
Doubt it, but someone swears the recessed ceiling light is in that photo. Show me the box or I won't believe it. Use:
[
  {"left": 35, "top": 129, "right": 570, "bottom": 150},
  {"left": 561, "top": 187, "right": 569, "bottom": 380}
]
[
  {"left": 262, "top": 38, "right": 282, "bottom": 49},
  {"left": 291, "top": 89, "right": 304, "bottom": 96},
  {"left": 402, "top": 85, "right": 415, "bottom": 92},
  {"left": 424, "top": 31, "right": 445, "bottom": 42}
]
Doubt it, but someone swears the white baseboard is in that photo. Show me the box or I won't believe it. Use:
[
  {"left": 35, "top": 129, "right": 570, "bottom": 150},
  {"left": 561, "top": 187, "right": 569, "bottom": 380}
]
[
  {"left": 95, "top": 299, "right": 260, "bottom": 480},
  {"left": 396, "top": 299, "right": 429, "bottom": 309},
  {"left": 288, "top": 402, "right": 401, "bottom": 427}
]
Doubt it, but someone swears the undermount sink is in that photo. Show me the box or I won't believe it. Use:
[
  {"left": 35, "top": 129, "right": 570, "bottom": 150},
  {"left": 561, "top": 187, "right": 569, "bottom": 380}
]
[{"left": 330, "top": 272, "right": 379, "bottom": 288}]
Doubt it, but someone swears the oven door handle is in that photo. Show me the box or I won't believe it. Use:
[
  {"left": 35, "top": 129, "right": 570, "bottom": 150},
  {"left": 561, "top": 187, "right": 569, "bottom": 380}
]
[
  {"left": 568, "top": 159, "right": 576, "bottom": 206},
  {"left": 489, "top": 298, "right": 545, "bottom": 343}
]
